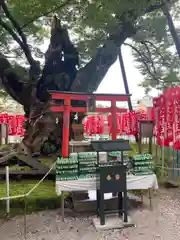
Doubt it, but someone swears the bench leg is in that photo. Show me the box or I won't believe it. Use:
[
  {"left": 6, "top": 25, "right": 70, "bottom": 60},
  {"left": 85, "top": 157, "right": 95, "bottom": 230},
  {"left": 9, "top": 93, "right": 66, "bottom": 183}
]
[
  {"left": 123, "top": 191, "right": 128, "bottom": 223},
  {"left": 96, "top": 190, "right": 100, "bottom": 217},
  {"left": 118, "top": 192, "right": 123, "bottom": 217},
  {"left": 140, "top": 190, "right": 144, "bottom": 203},
  {"left": 61, "top": 191, "right": 65, "bottom": 221},
  {"left": 99, "top": 192, "right": 105, "bottom": 225},
  {"left": 148, "top": 188, "right": 153, "bottom": 210}
]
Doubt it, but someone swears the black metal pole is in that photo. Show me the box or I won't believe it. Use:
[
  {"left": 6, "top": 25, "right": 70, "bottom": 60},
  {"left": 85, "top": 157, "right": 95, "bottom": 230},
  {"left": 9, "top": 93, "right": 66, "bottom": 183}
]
[
  {"left": 162, "top": 4, "right": 180, "bottom": 57},
  {"left": 118, "top": 46, "right": 139, "bottom": 142},
  {"left": 118, "top": 47, "right": 133, "bottom": 110}
]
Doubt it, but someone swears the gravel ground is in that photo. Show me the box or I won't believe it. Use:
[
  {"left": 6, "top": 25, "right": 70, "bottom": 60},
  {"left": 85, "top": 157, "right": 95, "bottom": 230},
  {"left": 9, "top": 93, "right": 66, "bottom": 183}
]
[{"left": 1, "top": 188, "right": 180, "bottom": 240}]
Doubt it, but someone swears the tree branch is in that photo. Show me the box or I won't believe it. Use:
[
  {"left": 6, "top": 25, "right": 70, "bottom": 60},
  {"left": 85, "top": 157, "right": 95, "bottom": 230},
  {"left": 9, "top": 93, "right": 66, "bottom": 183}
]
[
  {"left": 142, "top": 40, "right": 167, "bottom": 64},
  {"left": 145, "top": 2, "right": 164, "bottom": 13},
  {"left": 142, "top": 40, "right": 178, "bottom": 70},
  {"left": 0, "top": 18, "right": 25, "bottom": 54},
  {"left": 0, "top": 0, "right": 35, "bottom": 66},
  {"left": 162, "top": 1, "right": 180, "bottom": 57},
  {"left": 124, "top": 42, "right": 161, "bottom": 83},
  {"left": 0, "top": 18, "right": 36, "bottom": 67},
  {"left": 0, "top": 53, "right": 32, "bottom": 109},
  {"left": 1, "top": 1, "right": 27, "bottom": 45},
  {"left": 70, "top": 1, "right": 167, "bottom": 93},
  {"left": 21, "top": 0, "right": 73, "bottom": 29},
  {"left": 70, "top": 22, "right": 136, "bottom": 93},
  {"left": 70, "top": 40, "right": 119, "bottom": 92},
  {"left": 140, "top": 41, "right": 158, "bottom": 76},
  {"left": 1, "top": 1, "right": 28, "bottom": 48},
  {"left": 0, "top": 1, "right": 40, "bottom": 83}
]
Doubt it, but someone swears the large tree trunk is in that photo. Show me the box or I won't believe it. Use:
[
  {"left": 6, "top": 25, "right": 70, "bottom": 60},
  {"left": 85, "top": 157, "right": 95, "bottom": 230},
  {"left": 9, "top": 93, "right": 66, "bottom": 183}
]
[
  {"left": 0, "top": 15, "right": 137, "bottom": 156},
  {"left": 0, "top": 0, "right": 167, "bottom": 156},
  {"left": 1, "top": 0, "right": 166, "bottom": 156},
  {"left": 71, "top": 21, "right": 136, "bottom": 92}
]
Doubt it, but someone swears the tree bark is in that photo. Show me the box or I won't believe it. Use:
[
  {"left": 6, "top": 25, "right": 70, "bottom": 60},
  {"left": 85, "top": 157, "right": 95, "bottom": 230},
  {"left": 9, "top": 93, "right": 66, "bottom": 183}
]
[
  {"left": 23, "top": 18, "right": 137, "bottom": 155},
  {"left": 71, "top": 22, "right": 136, "bottom": 93},
  {"left": 0, "top": 1, "right": 165, "bottom": 155},
  {"left": 0, "top": 17, "right": 141, "bottom": 155},
  {"left": 36, "top": 16, "right": 79, "bottom": 101},
  {"left": 162, "top": 3, "right": 180, "bottom": 57},
  {"left": 0, "top": 54, "right": 33, "bottom": 109}
]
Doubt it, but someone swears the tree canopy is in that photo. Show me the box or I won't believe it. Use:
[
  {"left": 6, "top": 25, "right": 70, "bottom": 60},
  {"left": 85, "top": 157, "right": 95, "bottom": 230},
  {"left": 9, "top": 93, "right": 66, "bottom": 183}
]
[
  {"left": 0, "top": 0, "right": 163, "bottom": 63},
  {"left": 128, "top": 0, "right": 180, "bottom": 93},
  {"left": 0, "top": 0, "right": 178, "bottom": 155},
  {"left": 0, "top": 0, "right": 179, "bottom": 96}
]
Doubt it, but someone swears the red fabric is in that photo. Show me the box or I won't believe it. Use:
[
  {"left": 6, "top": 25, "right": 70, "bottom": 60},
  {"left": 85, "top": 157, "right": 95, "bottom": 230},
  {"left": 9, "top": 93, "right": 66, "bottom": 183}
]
[
  {"left": 128, "top": 111, "right": 138, "bottom": 135},
  {"left": 8, "top": 116, "right": 17, "bottom": 136},
  {"left": 172, "top": 87, "right": 180, "bottom": 150},
  {"left": 121, "top": 111, "right": 136, "bottom": 135},
  {"left": 0, "top": 114, "right": 8, "bottom": 124},
  {"left": 97, "top": 116, "right": 104, "bottom": 134},
  {"left": 116, "top": 114, "right": 122, "bottom": 135},
  {"left": 84, "top": 116, "right": 99, "bottom": 135},
  {"left": 152, "top": 87, "right": 180, "bottom": 148},
  {"left": 157, "top": 95, "right": 165, "bottom": 146},
  {"left": 82, "top": 91, "right": 180, "bottom": 145},
  {"left": 153, "top": 97, "right": 160, "bottom": 137},
  {"left": 121, "top": 113, "right": 127, "bottom": 134},
  {"left": 164, "top": 88, "right": 174, "bottom": 146},
  {"left": 0, "top": 114, "right": 25, "bottom": 136},
  {"left": 16, "top": 115, "right": 26, "bottom": 136},
  {"left": 108, "top": 114, "right": 121, "bottom": 134},
  {"left": 84, "top": 111, "right": 150, "bottom": 136}
]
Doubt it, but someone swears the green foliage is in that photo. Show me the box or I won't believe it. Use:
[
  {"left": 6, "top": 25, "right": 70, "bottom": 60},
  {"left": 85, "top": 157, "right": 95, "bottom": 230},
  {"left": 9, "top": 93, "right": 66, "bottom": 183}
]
[
  {"left": 0, "top": 0, "right": 178, "bottom": 95},
  {"left": 0, "top": 0, "right": 161, "bottom": 63},
  {"left": 64, "top": 0, "right": 160, "bottom": 59},
  {"left": 130, "top": 5, "right": 180, "bottom": 93},
  {"left": 0, "top": 180, "right": 64, "bottom": 216}
]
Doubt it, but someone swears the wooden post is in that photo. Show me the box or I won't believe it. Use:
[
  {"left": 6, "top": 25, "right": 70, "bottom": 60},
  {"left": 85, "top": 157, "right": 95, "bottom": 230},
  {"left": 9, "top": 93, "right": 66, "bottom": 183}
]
[
  {"left": 111, "top": 100, "right": 117, "bottom": 141},
  {"left": 0, "top": 124, "right": 2, "bottom": 145},
  {"left": 5, "top": 166, "right": 10, "bottom": 214},
  {"left": 111, "top": 100, "right": 117, "bottom": 196},
  {"left": 5, "top": 124, "right": 8, "bottom": 144},
  {"left": 61, "top": 191, "right": 65, "bottom": 221},
  {"left": 138, "top": 121, "right": 142, "bottom": 154},
  {"left": 62, "top": 98, "right": 70, "bottom": 158},
  {"left": 87, "top": 95, "right": 96, "bottom": 114},
  {"left": 149, "top": 136, "right": 152, "bottom": 154}
]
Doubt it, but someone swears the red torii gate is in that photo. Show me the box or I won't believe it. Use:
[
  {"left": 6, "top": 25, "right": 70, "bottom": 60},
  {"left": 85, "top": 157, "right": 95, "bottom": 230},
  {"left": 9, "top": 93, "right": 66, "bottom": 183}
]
[{"left": 50, "top": 91, "right": 131, "bottom": 157}]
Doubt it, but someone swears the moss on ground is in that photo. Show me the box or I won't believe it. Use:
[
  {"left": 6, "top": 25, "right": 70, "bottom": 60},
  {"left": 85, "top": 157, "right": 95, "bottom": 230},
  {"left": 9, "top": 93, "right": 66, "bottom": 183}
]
[{"left": 0, "top": 180, "right": 62, "bottom": 217}]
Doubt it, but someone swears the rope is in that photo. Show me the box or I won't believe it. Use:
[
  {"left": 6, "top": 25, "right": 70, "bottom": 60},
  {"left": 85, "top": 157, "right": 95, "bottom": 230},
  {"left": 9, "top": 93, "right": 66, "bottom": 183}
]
[
  {"left": 0, "top": 161, "right": 56, "bottom": 238},
  {"left": 0, "top": 161, "right": 56, "bottom": 201}
]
